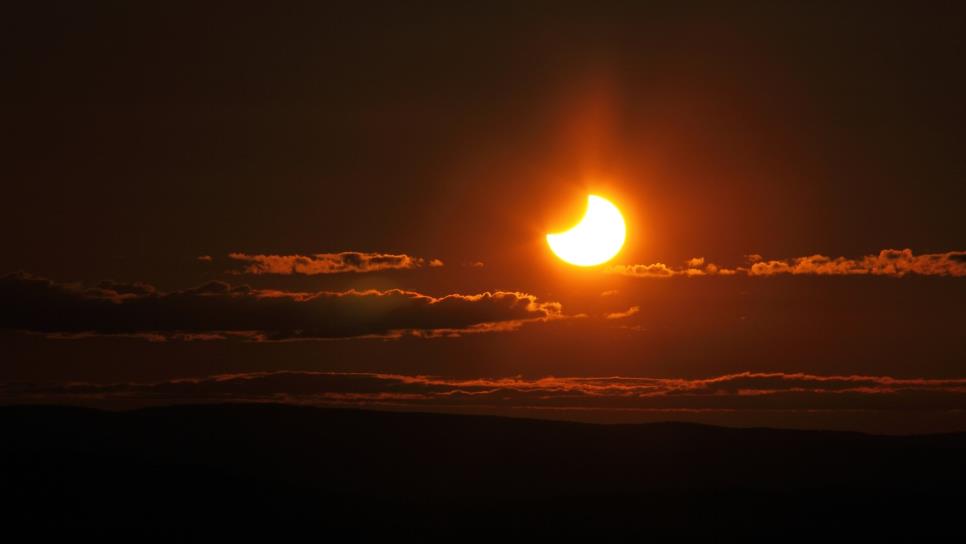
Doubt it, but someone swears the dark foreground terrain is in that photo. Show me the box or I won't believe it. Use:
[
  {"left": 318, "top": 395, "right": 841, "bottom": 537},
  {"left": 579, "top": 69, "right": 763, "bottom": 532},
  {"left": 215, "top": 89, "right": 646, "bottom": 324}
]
[{"left": 2, "top": 403, "right": 965, "bottom": 534}]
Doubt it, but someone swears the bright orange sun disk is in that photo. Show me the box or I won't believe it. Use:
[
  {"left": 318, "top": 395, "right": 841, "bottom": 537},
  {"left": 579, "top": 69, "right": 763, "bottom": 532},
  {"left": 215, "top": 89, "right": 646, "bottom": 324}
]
[{"left": 546, "top": 195, "right": 626, "bottom": 266}]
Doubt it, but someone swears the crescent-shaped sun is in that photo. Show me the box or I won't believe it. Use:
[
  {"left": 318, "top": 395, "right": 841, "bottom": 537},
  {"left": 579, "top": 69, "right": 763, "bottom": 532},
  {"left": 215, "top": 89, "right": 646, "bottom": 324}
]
[{"left": 546, "top": 194, "right": 626, "bottom": 266}]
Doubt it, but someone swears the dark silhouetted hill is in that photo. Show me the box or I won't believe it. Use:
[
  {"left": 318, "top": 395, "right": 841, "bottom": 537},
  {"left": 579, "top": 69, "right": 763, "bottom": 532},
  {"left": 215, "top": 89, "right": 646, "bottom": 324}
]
[{"left": 2, "top": 403, "right": 964, "bottom": 534}]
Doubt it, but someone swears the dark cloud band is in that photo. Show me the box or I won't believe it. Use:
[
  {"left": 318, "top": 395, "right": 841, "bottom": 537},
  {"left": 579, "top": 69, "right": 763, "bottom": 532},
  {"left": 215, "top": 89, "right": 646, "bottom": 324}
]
[{"left": 0, "top": 273, "right": 561, "bottom": 341}]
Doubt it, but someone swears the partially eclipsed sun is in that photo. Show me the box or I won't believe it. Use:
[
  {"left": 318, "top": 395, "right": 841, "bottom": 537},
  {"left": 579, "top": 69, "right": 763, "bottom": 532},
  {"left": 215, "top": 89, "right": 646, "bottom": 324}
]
[{"left": 547, "top": 195, "right": 626, "bottom": 266}]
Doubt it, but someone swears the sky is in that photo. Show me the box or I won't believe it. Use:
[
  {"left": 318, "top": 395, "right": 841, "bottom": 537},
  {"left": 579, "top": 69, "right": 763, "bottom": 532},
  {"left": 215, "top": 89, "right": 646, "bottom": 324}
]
[{"left": 2, "top": 2, "right": 965, "bottom": 433}]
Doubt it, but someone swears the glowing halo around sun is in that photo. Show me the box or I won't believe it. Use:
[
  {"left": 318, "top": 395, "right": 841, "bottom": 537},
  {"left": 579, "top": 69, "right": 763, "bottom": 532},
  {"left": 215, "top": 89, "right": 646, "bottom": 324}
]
[{"left": 546, "top": 194, "right": 626, "bottom": 266}]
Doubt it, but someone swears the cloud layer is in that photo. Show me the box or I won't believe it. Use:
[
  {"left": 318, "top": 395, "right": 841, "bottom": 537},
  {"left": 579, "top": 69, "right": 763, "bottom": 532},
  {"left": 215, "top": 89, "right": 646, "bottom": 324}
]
[
  {"left": 7, "top": 370, "right": 966, "bottom": 412},
  {"left": 609, "top": 249, "right": 966, "bottom": 278},
  {"left": 0, "top": 273, "right": 561, "bottom": 341},
  {"left": 226, "top": 252, "right": 443, "bottom": 275}
]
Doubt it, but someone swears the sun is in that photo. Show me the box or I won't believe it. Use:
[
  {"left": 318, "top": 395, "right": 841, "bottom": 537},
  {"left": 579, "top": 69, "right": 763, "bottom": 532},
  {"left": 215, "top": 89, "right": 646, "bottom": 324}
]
[{"left": 546, "top": 194, "right": 626, "bottom": 266}]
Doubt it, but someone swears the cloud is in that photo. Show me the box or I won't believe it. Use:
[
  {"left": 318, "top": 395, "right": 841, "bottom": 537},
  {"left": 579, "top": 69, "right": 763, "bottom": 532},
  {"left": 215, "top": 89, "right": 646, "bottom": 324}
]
[
  {"left": 608, "top": 259, "right": 737, "bottom": 278},
  {"left": 746, "top": 249, "right": 966, "bottom": 277},
  {"left": 607, "top": 263, "right": 678, "bottom": 278},
  {"left": 608, "top": 249, "right": 966, "bottom": 278},
  {"left": 226, "top": 252, "right": 443, "bottom": 275},
  {"left": 7, "top": 370, "right": 966, "bottom": 413},
  {"left": 605, "top": 306, "right": 640, "bottom": 320},
  {"left": 0, "top": 272, "right": 562, "bottom": 341}
]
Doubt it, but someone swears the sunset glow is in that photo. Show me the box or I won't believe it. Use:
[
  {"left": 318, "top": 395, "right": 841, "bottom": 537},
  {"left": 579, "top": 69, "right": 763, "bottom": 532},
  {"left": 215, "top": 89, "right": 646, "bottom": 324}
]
[{"left": 3, "top": 3, "right": 965, "bottom": 532}]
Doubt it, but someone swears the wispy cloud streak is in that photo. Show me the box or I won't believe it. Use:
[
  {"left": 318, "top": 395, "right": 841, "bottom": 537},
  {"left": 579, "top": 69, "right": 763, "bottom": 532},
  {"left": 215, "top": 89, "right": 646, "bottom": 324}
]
[
  {"left": 609, "top": 249, "right": 966, "bottom": 278},
  {"left": 7, "top": 371, "right": 966, "bottom": 412},
  {"left": 226, "top": 252, "right": 443, "bottom": 275}
]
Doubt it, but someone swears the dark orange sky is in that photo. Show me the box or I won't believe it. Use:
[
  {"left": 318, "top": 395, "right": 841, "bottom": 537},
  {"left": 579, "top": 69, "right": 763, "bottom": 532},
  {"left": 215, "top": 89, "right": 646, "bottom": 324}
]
[{"left": 2, "top": 2, "right": 965, "bottom": 433}]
